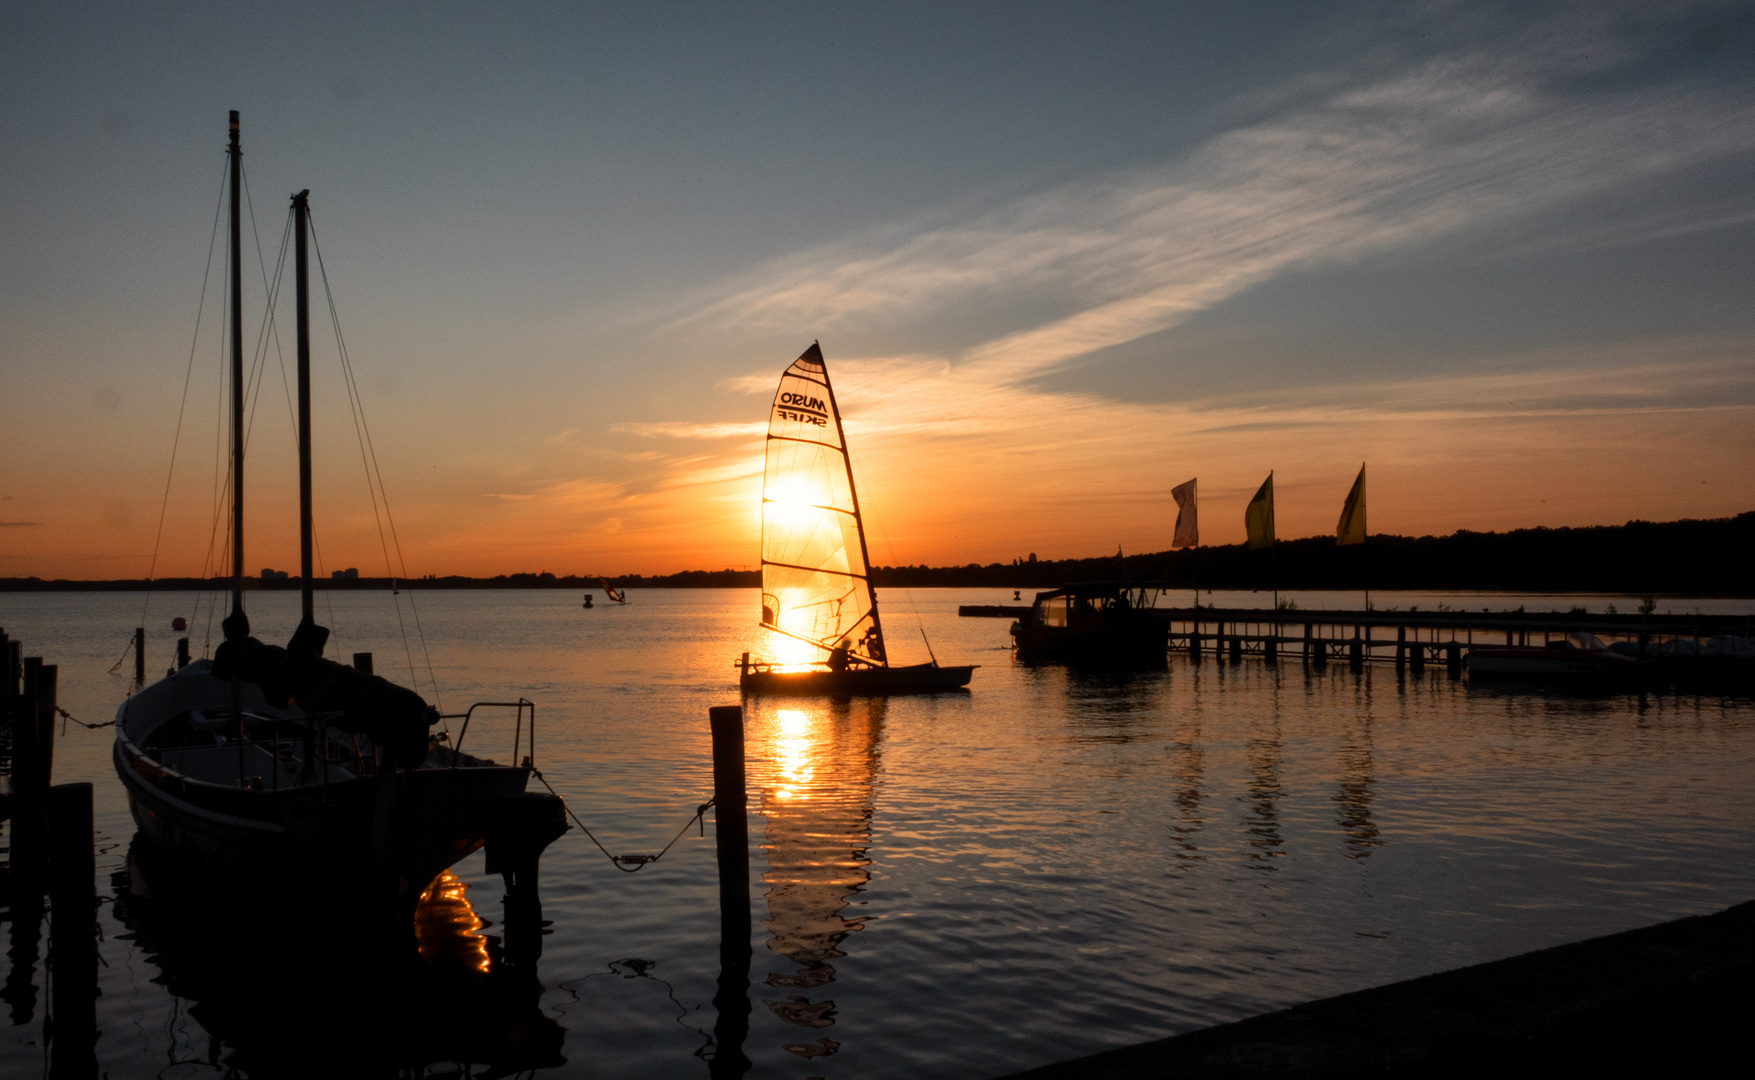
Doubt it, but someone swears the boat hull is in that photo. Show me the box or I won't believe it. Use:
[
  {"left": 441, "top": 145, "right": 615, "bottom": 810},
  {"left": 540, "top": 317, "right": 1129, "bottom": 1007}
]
[
  {"left": 1010, "top": 616, "right": 1170, "bottom": 664},
  {"left": 115, "top": 736, "right": 531, "bottom": 897},
  {"left": 1467, "top": 646, "right": 1637, "bottom": 679},
  {"left": 740, "top": 663, "right": 974, "bottom": 696}
]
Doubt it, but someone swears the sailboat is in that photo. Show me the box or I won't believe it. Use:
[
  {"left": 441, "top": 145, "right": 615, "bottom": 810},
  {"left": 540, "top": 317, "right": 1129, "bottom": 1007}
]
[
  {"left": 112, "top": 113, "right": 565, "bottom": 918},
  {"left": 737, "top": 343, "right": 973, "bottom": 695}
]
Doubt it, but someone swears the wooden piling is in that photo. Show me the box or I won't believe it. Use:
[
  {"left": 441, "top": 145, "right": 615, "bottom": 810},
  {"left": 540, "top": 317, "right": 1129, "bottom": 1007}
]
[
  {"left": 134, "top": 626, "right": 146, "bottom": 686},
  {"left": 1264, "top": 626, "right": 1277, "bottom": 667},
  {"left": 47, "top": 782, "right": 97, "bottom": 1080},
  {"left": 176, "top": 636, "right": 191, "bottom": 670},
  {"left": 708, "top": 704, "right": 752, "bottom": 1079},
  {"left": 1228, "top": 634, "right": 1243, "bottom": 665},
  {"left": 1396, "top": 626, "right": 1407, "bottom": 669},
  {"left": 1446, "top": 641, "right": 1462, "bottom": 673},
  {"left": 1349, "top": 626, "right": 1364, "bottom": 670}
]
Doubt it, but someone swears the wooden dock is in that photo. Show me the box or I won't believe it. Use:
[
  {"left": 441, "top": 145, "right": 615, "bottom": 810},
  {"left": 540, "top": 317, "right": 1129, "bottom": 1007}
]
[{"left": 962, "top": 604, "right": 1752, "bottom": 672}]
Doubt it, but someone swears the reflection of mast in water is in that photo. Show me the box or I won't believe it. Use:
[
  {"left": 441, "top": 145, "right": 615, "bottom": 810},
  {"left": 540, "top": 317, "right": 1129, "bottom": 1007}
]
[
  {"left": 754, "top": 699, "right": 885, "bottom": 1062},
  {"left": 1334, "top": 716, "right": 1381, "bottom": 859}
]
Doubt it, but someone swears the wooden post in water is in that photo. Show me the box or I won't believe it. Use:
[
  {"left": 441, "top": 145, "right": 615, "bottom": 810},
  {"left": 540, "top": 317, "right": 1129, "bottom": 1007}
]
[
  {"left": 708, "top": 704, "right": 752, "bottom": 1078},
  {"left": 1228, "top": 633, "right": 1242, "bottom": 665},
  {"left": 176, "top": 637, "right": 191, "bottom": 670},
  {"left": 1264, "top": 622, "right": 1277, "bottom": 667},
  {"left": 1187, "top": 618, "right": 1201, "bottom": 661},
  {"left": 1396, "top": 626, "right": 1407, "bottom": 669},
  {"left": 1349, "top": 625, "right": 1364, "bottom": 670},
  {"left": 133, "top": 627, "right": 145, "bottom": 687},
  {"left": 1446, "top": 640, "right": 1462, "bottom": 675},
  {"left": 47, "top": 782, "right": 97, "bottom": 1080}
]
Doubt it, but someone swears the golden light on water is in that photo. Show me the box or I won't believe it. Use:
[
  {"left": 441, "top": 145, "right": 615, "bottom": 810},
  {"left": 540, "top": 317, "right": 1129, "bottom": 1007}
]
[
  {"left": 414, "top": 870, "right": 492, "bottom": 973},
  {"left": 772, "top": 707, "right": 816, "bottom": 802}
]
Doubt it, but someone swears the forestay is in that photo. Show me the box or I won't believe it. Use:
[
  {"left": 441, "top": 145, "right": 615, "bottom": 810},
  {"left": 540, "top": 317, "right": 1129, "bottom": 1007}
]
[{"left": 760, "top": 343, "right": 887, "bottom": 665}]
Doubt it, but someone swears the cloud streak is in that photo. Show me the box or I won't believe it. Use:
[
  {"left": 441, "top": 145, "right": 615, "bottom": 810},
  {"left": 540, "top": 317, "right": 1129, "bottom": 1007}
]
[{"left": 683, "top": 25, "right": 1755, "bottom": 393}]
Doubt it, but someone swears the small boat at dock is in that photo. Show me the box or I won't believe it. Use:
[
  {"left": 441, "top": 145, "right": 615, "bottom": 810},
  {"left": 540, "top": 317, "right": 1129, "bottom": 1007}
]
[
  {"left": 1466, "top": 631, "right": 1638, "bottom": 679},
  {"left": 738, "top": 343, "right": 973, "bottom": 696},
  {"left": 1010, "top": 581, "right": 1171, "bottom": 664}
]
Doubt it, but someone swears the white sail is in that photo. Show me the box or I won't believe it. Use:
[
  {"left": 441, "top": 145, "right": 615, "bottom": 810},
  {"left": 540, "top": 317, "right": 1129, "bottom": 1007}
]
[{"left": 760, "top": 343, "right": 887, "bottom": 665}]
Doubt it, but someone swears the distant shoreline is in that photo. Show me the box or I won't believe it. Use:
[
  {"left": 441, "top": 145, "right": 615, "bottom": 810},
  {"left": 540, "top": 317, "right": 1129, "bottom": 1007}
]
[{"left": 4, "top": 513, "right": 1750, "bottom": 597}]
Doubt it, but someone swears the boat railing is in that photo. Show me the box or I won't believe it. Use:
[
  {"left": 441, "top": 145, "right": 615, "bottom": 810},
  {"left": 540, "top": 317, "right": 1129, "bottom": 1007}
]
[{"left": 440, "top": 699, "right": 536, "bottom": 770}]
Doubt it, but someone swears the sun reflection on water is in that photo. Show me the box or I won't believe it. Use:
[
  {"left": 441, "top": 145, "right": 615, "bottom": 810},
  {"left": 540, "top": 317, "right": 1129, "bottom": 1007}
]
[
  {"left": 774, "top": 708, "right": 816, "bottom": 801},
  {"left": 413, "top": 870, "right": 492, "bottom": 973}
]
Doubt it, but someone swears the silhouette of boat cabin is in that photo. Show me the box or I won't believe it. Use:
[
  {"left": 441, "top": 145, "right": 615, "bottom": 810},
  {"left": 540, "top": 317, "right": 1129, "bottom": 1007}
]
[{"left": 1010, "top": 581, "right": 1172, "bottom": 664}]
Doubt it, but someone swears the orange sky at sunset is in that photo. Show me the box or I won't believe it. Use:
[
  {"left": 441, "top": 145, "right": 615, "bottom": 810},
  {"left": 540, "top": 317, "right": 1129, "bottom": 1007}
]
[{"left": 4, "top": 4, "right": 1753, "bottom": 579}]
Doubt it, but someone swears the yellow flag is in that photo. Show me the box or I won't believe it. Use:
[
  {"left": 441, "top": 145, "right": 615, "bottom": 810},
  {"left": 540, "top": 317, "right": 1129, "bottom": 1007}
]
[
  {"left": 1244, "top": 472, "right": 1275, "bottom": 549},
  {"left": 1337, "top": 464, "right": 1366, "bottom": 546}
]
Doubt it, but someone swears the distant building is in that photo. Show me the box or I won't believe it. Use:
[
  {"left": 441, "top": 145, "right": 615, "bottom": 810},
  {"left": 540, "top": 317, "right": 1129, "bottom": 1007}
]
[
  {"left": 260, "top": 568, "right": 289, "bottom": 580},
  {"left": 332, "top": 567, "right": 360, "bottom": 581}
]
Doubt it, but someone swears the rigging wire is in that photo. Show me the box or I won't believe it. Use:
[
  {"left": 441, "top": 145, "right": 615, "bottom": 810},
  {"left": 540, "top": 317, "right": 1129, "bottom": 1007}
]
[
  {"left": 308, "top": 211, "right": 444, "bottom": 709},
  {"left": 844, "top": 439, "right": 936, "bottom": 663},
  {"left": 139, "top": 155, "right": 231, "bottom": 639}
]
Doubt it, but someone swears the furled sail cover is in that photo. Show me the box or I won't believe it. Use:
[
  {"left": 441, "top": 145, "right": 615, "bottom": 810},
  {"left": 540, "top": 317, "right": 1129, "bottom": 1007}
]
[{"left": 761, "top": 343, "right": 885, "bottom": 664}]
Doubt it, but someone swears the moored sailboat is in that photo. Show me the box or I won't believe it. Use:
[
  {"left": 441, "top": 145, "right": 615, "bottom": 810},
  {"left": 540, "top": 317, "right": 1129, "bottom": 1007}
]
[
  {"left": 113, "top": 113, "right": 565, "bottom": 917},
  {"left": 738, "top": 343, "right": 973, "bottom": 695}
]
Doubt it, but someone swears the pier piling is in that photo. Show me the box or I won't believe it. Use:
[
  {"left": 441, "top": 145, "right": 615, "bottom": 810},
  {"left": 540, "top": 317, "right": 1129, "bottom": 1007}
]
[
  {"left": 708, "top": 704, "right": 752, "bottom": 1078},
  {"left": 133, "top": 627, "right": 145, "bottom": 687}
]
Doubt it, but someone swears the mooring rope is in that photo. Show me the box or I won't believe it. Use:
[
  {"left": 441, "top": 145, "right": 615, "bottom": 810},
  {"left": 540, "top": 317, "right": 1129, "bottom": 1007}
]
[
  {"left": 55, "top": 707, "right": 114, "bottom": 732},
  {"left": 531, "top": 768, "right": 713, "bottom": 873}
]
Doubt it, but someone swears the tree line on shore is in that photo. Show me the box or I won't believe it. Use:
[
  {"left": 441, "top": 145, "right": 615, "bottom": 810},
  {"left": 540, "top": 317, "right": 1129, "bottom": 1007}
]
[{"left": 4, "top": 512, "right": 1749, "bottom": 596}]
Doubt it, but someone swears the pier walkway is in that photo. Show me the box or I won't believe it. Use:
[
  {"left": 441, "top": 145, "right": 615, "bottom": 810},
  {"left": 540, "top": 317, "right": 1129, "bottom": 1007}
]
[{"left": 996, "top": 898, "right": 1755, "bottom": 1077}]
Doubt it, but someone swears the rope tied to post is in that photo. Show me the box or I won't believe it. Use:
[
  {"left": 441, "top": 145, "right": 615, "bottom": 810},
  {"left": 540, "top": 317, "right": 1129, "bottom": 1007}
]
[
  {"left": 531, "top": 768, "right": 714, "bottom": 874},
  {"left": 56, "top": 707, "right": 114, "bottom": 732}
]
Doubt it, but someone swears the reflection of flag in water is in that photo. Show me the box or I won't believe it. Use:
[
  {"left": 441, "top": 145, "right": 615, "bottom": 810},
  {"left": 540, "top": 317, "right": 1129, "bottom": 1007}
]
[
  {"left": 600, "top": 578, "right": 627, "bottom": 603},
  {"left": 1171, "top": 478, "right": 1198, "bottom": 549},
  {"left": 1336, "top": 464, "right": 1366, "bottom": 546},
  {"left": 1245, "top": 472, "right": 1275, "bottom": 549}
]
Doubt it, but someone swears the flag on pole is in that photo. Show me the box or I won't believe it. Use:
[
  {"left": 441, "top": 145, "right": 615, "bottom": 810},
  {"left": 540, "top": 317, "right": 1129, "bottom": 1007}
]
[
  {"left": 1336, "top": 464, "right": 1366, "bottom": 546},
  {"left": 1245, "top": 472, "right": 1275, "bottom": 549},
  {"left": 1171, "top": 477, "right": 1198, "bottom": 549}
]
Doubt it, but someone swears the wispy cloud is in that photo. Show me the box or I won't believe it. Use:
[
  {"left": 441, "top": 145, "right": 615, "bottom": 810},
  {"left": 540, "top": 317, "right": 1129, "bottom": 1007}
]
[{"left": 681, "top": 26, "right": 1755, "bottom": 393}]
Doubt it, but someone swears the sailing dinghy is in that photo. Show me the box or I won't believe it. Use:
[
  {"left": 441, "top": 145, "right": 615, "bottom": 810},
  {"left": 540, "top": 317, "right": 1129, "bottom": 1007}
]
[{"left": 738, "top": 343, "right": 974, "bottom": 695}]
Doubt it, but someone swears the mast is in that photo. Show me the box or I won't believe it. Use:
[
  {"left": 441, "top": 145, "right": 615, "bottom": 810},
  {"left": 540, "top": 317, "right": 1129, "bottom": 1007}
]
[
  {"left": 293, "top": 190, "right": 314, "bottom": 628},
  {"left": 225, "top": 110, "right": 248, "bottom": 640},
  {"left": 817, "top": 345, "right": 886, "bottom": 665}
]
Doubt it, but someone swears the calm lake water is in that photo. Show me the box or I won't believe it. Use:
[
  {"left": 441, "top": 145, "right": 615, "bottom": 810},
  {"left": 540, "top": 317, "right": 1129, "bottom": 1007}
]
[{"left": 3, "top": 587, "right": 1754, "bottom": 1078}]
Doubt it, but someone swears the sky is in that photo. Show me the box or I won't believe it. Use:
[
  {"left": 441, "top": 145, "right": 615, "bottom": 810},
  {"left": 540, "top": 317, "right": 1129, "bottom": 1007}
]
[{"left": 3, "top": 0, "right": 1753, "bottom": 579}]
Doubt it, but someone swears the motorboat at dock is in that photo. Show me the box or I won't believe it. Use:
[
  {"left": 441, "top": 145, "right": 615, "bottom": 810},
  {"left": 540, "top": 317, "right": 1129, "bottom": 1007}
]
[
  {"left": 1010, "top": 581, "right": 1171, "bottom": 664},
  {"left": 1466, "top": 631, "right": 1638, "bottom": 680}
]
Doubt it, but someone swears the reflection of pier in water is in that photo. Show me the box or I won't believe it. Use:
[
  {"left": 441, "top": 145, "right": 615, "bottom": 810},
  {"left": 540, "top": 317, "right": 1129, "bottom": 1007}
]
[{"left": 751, "top": 699, "right": 886, "bottom": 1063}]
